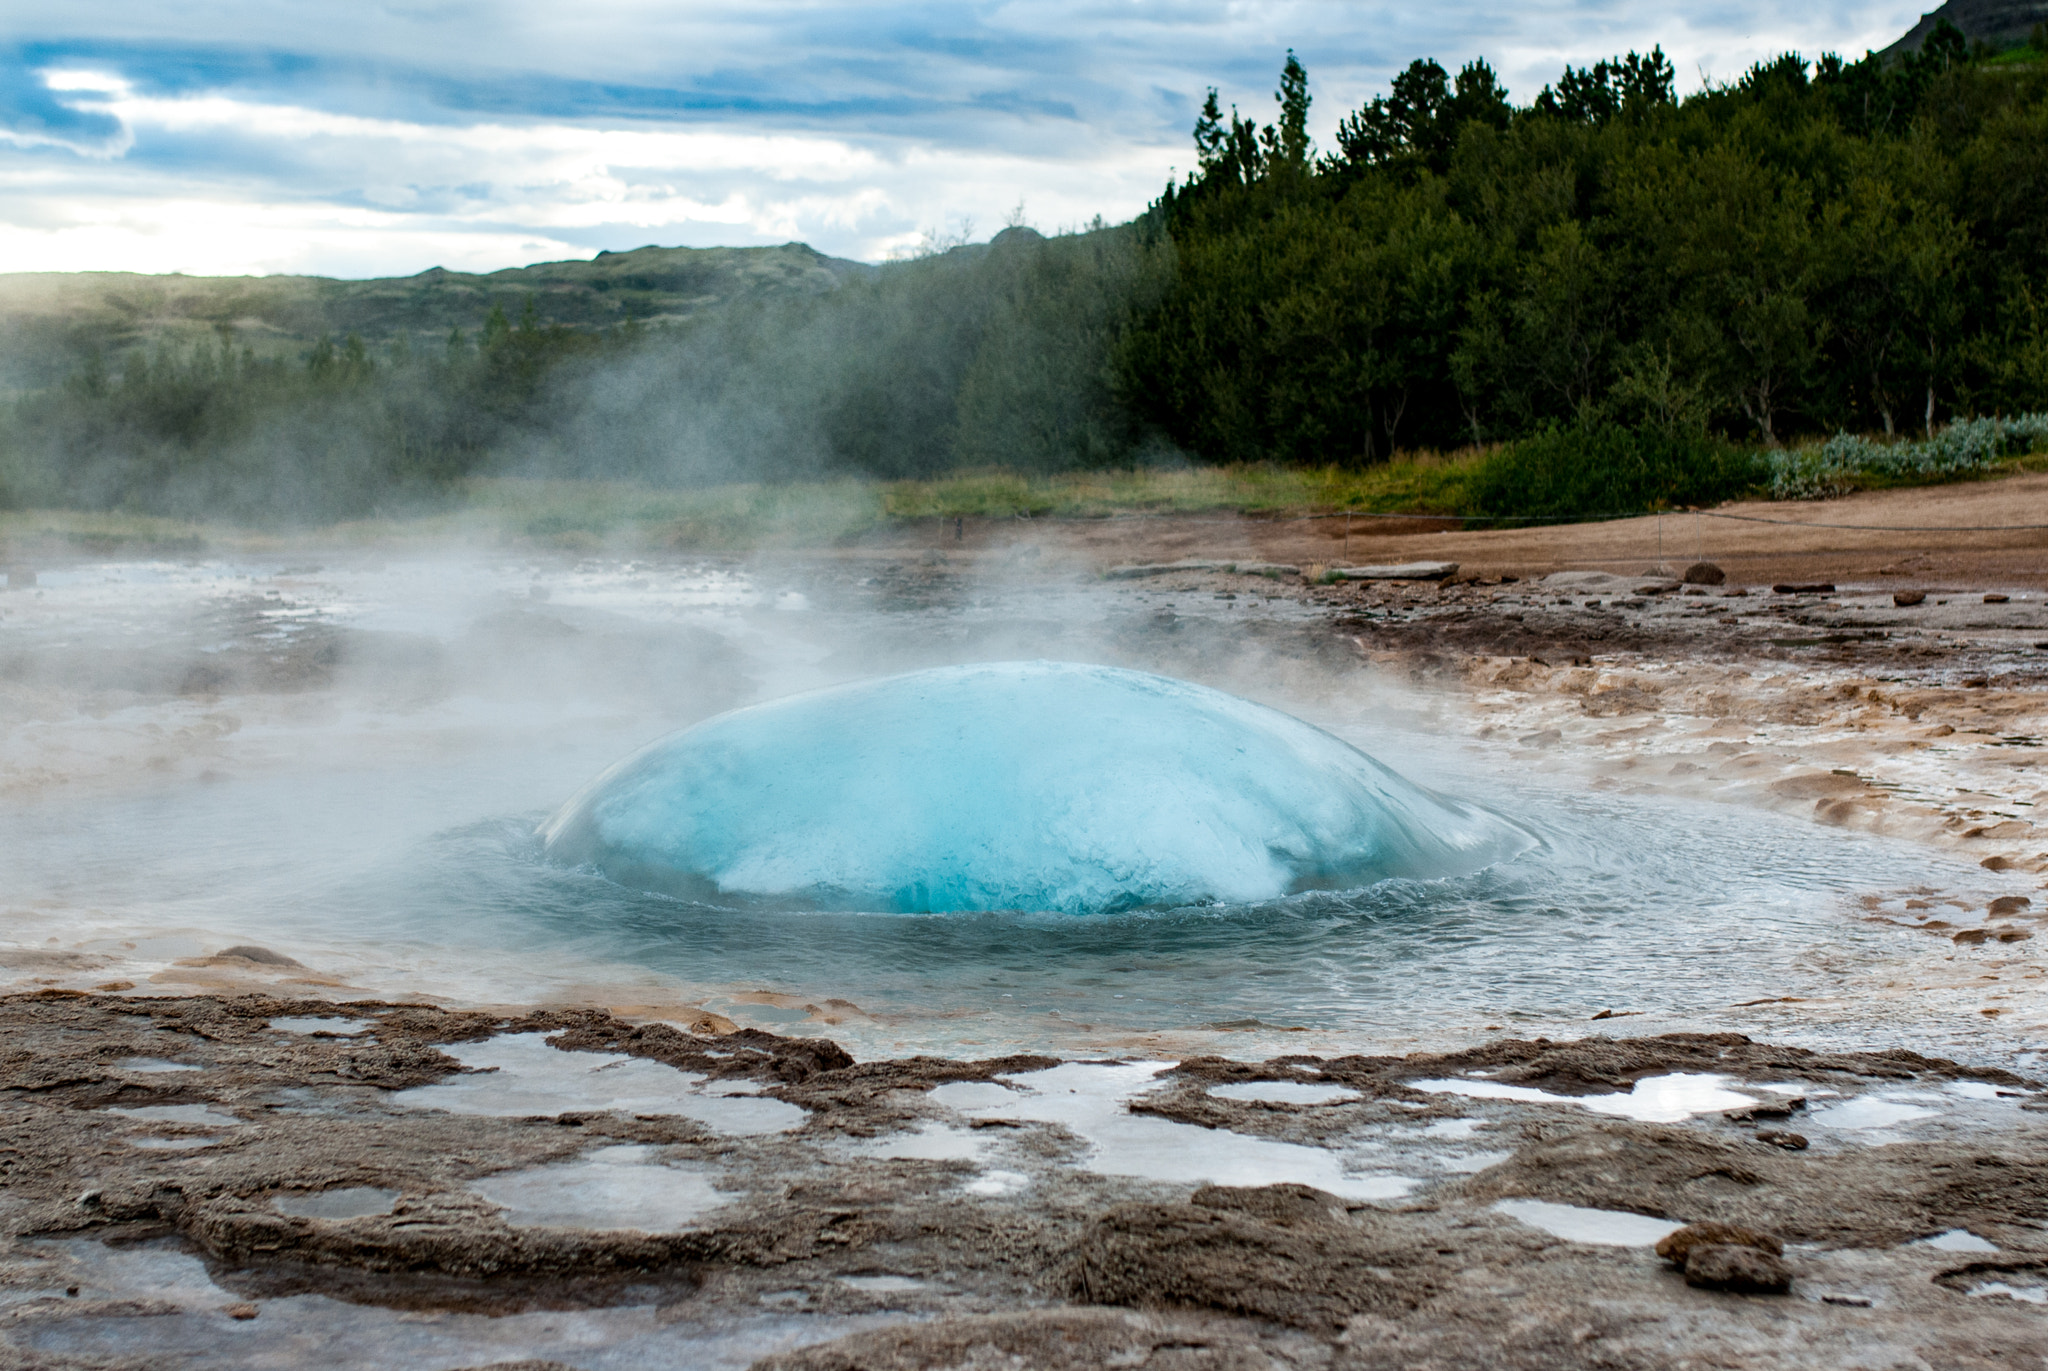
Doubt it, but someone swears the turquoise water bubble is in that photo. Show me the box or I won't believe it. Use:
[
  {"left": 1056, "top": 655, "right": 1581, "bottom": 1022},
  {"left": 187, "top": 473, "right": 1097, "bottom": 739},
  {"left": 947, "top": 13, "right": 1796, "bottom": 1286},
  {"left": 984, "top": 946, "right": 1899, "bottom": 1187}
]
[{"left": 539, "top": 661, "right": 1533, "bottom": 913}]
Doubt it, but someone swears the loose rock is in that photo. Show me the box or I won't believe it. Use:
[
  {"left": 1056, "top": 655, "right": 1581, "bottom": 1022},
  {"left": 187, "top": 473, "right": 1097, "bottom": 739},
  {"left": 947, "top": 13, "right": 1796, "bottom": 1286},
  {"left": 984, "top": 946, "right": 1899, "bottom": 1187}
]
[
  {"left": 1682, "top": 1243, "right": 1793, "bottom": 1294},
  {"left": 1681, "top": 562, "right": 1726, "bottom": 585},
  {"left": 1326, "top": 561, "right": 1458, "bottom": 582},
  {"left": 1655, "top": 1222, "right": 1784, "bottom": 1263}
]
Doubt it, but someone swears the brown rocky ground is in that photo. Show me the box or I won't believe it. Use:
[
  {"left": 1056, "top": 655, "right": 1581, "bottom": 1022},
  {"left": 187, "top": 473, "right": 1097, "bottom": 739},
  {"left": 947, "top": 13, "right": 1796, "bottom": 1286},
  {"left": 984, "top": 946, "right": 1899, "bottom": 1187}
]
[{"left": 0, "top": 992, "right": 2042, "bottom": 1369}]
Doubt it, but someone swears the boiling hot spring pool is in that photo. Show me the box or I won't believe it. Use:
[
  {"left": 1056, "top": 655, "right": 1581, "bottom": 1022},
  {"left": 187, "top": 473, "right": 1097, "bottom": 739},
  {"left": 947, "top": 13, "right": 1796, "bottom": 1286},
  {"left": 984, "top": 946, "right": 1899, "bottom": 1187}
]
[
  {"left": 0, "top": 554, "right": 2022, "bottom": 1061},
  {"left": 539, "top": 661, "right": 1535, "bottom": 913}
]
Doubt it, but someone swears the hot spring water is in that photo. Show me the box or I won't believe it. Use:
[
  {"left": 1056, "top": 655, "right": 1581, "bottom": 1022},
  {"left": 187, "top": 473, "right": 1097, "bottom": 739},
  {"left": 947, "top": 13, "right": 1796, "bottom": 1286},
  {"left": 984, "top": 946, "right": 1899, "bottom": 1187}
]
[
  {"left": 539, "top": 661, "right": 1534, "bottom": 913},
  {"left": 0, "top": 555, "right": 2014, "bottom": 1058}
]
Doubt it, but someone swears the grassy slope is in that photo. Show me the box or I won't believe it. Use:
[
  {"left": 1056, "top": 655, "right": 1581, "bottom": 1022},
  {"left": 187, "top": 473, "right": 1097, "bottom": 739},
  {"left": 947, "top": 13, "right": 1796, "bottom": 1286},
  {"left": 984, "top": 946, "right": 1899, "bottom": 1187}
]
[
  {"left": 0, "top": 242, "right": 872, "bottom": 390},
  {"left": 0, "top": 453, "right": 1549, "bottom": 557}
]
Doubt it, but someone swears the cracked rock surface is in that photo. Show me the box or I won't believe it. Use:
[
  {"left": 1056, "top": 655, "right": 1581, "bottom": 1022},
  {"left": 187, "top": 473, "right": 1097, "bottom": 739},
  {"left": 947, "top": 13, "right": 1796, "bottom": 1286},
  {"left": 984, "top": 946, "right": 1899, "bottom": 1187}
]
[{"left": 0, "top": 992, "right": 2041, "bottom": 1369}]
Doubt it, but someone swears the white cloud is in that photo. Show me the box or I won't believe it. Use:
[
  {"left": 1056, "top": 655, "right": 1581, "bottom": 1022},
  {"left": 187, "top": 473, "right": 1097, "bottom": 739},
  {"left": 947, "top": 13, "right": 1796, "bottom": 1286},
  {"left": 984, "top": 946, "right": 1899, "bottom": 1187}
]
[
  {"left": 0, "top": 82, "right": 1180, "bottom": 274},
  {"left": 0, "top": 1, "right": 1928, "bottom": 276}
]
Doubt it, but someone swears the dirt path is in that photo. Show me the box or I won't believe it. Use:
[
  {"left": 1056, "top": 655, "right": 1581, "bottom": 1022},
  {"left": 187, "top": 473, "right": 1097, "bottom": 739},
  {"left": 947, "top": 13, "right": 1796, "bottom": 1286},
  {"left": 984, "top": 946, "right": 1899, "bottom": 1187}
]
[{"left": 867, "top": 470, "right": 2048, "bottom": 590}]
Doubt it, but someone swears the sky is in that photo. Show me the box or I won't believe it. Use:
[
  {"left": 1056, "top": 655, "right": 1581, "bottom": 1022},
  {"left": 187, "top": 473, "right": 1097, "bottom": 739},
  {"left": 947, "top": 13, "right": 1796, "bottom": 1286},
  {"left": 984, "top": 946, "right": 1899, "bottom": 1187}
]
[{"left": 0, "top": 1, "right": 1925, "bottom": 279}]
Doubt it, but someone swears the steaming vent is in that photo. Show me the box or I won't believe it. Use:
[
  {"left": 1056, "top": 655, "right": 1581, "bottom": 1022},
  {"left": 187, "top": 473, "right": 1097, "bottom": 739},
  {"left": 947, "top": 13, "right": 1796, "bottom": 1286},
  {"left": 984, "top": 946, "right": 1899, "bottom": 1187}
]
[{"left": 539, "top": 661, "right": 1534, "bottom": 914}]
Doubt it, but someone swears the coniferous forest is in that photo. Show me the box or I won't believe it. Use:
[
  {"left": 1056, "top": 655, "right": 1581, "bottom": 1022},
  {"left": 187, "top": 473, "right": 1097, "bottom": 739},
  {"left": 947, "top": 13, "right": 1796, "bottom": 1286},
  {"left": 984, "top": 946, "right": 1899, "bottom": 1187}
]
[{"left": 3, "top": 22, "right": 2047, "bottom": 521}]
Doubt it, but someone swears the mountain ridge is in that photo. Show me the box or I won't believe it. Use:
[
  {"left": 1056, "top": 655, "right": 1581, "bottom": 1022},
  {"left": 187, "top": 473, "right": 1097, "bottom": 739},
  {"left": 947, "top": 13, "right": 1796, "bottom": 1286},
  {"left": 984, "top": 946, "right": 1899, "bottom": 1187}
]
[
  {"left": 0, "top": 241, "right": 876, "bottom": 391},
  {"left": 1882, "top": 0, "right": 2048, "bottom": 55}
]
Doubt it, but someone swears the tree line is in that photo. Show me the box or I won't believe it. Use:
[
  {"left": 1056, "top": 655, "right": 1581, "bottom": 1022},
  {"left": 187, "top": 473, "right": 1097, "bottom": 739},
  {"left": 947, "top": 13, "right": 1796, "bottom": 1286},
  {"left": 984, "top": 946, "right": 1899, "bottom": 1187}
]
[{"left": 1121, "top": 24, "right": 2048, "bottom": 465}]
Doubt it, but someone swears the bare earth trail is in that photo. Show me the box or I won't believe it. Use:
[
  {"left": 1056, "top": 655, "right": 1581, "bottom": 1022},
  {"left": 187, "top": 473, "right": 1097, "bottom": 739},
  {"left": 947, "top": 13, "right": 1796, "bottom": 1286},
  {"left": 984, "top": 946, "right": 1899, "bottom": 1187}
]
[
  {"left": 3, "top": 474, "right": 2048, "bottom": 1366},
  {"left": 878, "top": 470, "right": 2048, "bottom": 591}
]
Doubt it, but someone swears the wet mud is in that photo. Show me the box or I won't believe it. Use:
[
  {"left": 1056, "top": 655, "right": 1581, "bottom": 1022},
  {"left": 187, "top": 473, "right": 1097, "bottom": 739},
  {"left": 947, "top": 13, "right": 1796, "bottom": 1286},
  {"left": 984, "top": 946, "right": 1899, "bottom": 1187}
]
[{"left": 1, "top": 992, "right": 2042, "bottom": 1369}]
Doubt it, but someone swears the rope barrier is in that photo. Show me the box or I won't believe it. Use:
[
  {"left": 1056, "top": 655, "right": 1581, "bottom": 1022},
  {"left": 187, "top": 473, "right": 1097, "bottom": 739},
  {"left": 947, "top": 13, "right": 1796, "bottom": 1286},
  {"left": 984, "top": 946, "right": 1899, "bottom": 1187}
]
[
  {"left": 1063, "top": 507, "right": 2048, "bottom": 533},
  {"left": 1695, "top": 510, "right": 2048, "bottom": 532}
]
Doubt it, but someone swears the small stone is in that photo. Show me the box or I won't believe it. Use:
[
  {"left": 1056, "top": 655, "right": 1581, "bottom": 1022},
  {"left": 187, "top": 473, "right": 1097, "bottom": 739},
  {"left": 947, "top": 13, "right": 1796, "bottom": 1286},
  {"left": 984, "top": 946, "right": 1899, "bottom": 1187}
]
[
  {"left": 1655, "top": 1222, "right": 1784, "bottom": 1264},
  {"left": 1981, "top": 856, "right": 2016, "bottom": 871},
  {"left": 1893, "top": 590, "right": 1926, "bottom": 607},
  {"left": 1984, "top": 593, "right": 2010, "bottom": 604},
  {"left": 1681, "top": 562, "right": 1726, "bottom": 585},
  {"left": 213, "top": 945, "right": 304, "bottom": 967},
  {"left": 1953, "top": 928, "right": 1991, "bottom": 945},
  {"left": 1683, "top": 1243, "right": 1792, "bottom": 1294},
  {"left": 1755, "top": 1130, "right": 1808, "bottom": 1150},
  {"left": 1988, "top": 896, "right": 2033, "bottom": 916},
  {"left": 1329, "top": 561, "right": 1459, "bottom": 582},
  {"left": 1772, "top": 583, "right": 1835, "bottom": 594},
  {"left": 224, "top": 1302, "right": 259, "bottom": 1320}
]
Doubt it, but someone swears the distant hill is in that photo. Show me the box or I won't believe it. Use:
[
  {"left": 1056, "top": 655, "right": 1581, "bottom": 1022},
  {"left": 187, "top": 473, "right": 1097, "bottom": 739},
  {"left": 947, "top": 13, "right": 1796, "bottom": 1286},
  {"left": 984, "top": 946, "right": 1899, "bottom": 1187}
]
[
  {"left": 1883, "top": 0, "right": 2048, "bottom": 55},
  {"left": 0, "top": 242, "right": 875, "bottom": 392}
]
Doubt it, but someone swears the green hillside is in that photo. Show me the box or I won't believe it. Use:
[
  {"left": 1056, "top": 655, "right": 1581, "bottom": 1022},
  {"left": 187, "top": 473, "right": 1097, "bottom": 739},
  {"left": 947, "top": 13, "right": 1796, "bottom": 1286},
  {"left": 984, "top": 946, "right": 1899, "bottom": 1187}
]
[{"left": 0, "top": 242, "right": 873, "bottom": 391}]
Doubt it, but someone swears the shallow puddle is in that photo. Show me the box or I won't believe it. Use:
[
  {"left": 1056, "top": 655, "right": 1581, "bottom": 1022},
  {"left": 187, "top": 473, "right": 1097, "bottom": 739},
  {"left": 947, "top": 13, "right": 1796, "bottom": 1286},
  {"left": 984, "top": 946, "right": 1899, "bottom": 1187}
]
[
  {"left": 272, "top": 1187, "right": 400, "bottom": 1220},
  {"left": 392, "top": 1033, "right": 806, "bottom": 1135},
  {"left": 835, "top": 1275, "right": 927, "bottom": 1293},
  {"left": 1491, "top": 1198, "right": 1685, "bottom": 1247},
  {"left": 106, "top": 1104, "right": 244, "bottom": 1128},
  {"left": 1914, "top": 1229, "right": 1998, "bottom": 1253},
  {"left": 1208, "top": 1081, "right": 1362, "bottom": 1106},
  {"left": 1412, "top": 1071, "right": 1756, "bottom": 1123},
  {"left": 1806, "top": 1096, "right": 1938, "bottom": 1131},
  {"left": 469, "top": 1144, "right": 728, "bottom": 1232},
  {"left": 857, "top": 1121, "right": 989, "bottom": 1162},
  {"left": 931, "top": 1062, "right": 1414, "bottom": 1201},
  {"left": 1969, "top": 1280, "right": 2048, "bottom": 1304},
  {"left": 10, "top": 1237, "right": 894, "bottom": 1370}
]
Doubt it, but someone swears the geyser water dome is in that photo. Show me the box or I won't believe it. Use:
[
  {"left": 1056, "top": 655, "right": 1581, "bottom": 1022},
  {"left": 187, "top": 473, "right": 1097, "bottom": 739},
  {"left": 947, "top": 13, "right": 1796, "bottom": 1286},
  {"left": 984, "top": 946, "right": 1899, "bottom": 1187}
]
[{"left": 540, "top": 661, "right": 1533, "bottom": 914}]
